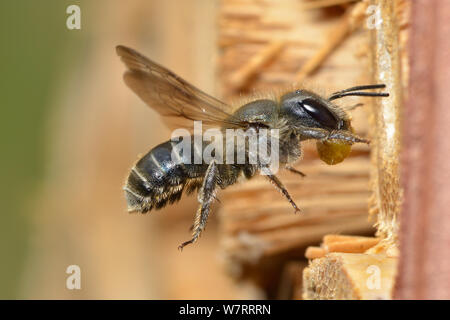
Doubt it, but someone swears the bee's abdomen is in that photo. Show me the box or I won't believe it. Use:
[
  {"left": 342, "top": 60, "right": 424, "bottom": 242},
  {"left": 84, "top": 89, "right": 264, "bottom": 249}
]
[{"left": 124, "top": 140, "right": 205, "bottom": 213}]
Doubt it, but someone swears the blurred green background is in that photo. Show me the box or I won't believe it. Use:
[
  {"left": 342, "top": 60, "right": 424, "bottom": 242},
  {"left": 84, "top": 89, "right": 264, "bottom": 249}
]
[{"left": 0, "top": 0, "right": 76, "bottom": 298}]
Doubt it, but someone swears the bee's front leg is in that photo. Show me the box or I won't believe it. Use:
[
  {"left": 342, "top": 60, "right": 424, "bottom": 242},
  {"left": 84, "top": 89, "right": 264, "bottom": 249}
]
[
  {"left": 299, "top": 127, "right": 329, "bottom": 141},
  {"left": 327, "top": 130, "right": 369, "bottom": 144},
  {"left": 300, "top": 127, "right": 369, "bottom": 144},
  {"left": 178, "top": 160, "right": 218, "bottom": 251}
]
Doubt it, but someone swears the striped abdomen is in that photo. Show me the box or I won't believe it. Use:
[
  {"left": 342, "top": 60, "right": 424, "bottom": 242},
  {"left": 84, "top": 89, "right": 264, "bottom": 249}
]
[{"left": 124, "top": 139, "right": 209, "bottom": 213}]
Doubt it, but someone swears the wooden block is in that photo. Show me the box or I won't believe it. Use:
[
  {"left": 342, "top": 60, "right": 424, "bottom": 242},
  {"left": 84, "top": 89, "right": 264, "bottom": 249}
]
[{"left": 303, "top": 253, "right": 397, "bottom": 300}]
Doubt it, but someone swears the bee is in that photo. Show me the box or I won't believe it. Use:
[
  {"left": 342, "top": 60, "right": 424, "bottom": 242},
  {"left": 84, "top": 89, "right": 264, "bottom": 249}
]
[{"left": 117, "top": 45, "right": 389, "bottom": 250}]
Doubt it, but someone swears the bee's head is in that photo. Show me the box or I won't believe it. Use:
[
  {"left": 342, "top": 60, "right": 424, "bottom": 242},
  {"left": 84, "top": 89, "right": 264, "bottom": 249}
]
[
  {"left": 279, "top": 90, "right": 350, "bottom": 132},
  {"left": 278, "top": 86, "right": 388, "bottom": 164}
]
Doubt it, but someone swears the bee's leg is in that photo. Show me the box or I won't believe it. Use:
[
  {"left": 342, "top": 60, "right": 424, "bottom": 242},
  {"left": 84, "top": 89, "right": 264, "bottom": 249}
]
[
  {"left": 179, "top": 161, "right": 218, "bottom": 251},
  {"left": 301, "top": 127, "right": 369, "bottom": 144},
  {"left": 265, "top": 173, "right": 300, "bottom": 213},
  {"left": 300, "top": 127, "right": 330, "bottom": 140},
  {"left": 328, "top": 130, "right": 369, "bottom": 144},
  {"left": 285, "top": 166, "right": 306, "bottom": 177},
  {"left": 180, "top": 206, "right": 203, "bottom": 249},
  {"left": 187, "top": 194, "right": 220, "bottom": 232}
]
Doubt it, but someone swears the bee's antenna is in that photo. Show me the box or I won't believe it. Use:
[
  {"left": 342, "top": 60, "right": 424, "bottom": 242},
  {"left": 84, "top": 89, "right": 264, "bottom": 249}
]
[
  {"left": 331, "top": 84, "right": 386, "bottom": 95},
  {"left": 329, "top": 92, "right": 390, "bottom": 100},
  {"left": 328, "top": 84, "right": 389, "bottom": 101}
]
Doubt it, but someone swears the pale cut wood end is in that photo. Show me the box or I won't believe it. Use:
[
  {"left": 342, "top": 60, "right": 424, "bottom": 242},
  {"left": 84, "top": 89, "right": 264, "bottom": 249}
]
[{"left": 303, "top": 252, "right": 397, "bottom": 300}]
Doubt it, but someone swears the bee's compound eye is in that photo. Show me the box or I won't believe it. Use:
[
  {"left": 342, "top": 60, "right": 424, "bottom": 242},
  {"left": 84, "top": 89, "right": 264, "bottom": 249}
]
[{"left": 299, "top": 98, "right": 339, "bottom": 129}]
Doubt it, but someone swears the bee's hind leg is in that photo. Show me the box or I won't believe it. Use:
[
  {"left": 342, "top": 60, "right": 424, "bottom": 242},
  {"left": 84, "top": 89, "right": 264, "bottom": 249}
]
[
  {"left": 178, "top": 161, "right": 219, "bottom": 251},
  {"left": 179, "top": 206, "right": 204, "bottom": 250}
]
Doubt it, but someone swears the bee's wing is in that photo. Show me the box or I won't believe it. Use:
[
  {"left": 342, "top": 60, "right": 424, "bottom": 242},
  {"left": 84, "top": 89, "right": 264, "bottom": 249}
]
[{"left": 117, "top": 45, "right": 245, "bottom": 131}]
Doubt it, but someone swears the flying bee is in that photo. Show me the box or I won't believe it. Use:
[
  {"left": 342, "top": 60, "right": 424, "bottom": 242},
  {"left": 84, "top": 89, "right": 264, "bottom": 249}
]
[{"left": 117, "top": 45, "right": 389, "bottom": 250}]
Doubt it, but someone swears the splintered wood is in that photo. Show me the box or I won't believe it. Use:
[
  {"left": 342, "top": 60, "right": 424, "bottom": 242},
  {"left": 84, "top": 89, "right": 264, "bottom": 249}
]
[
  {"left": 303, "top": 252, "right": 397, "bottom": 299},
  {"left": 217, "top": 0, "right": 378, "bottom": 295},
  {"left": 367, "top": 0, "right": 410, "bottom": 255}
]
